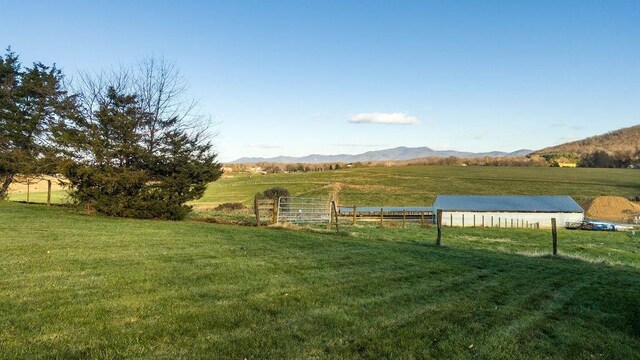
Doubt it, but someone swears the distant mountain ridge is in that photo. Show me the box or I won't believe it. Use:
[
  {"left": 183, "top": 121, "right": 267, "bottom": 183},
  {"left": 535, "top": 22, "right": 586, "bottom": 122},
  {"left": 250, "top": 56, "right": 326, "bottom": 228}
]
[
  {"left": 533, "top": 124, "right": 640, "bottom": 157},
  {"left": 232, "top": 146, "right": 533, "bottom": 164}
]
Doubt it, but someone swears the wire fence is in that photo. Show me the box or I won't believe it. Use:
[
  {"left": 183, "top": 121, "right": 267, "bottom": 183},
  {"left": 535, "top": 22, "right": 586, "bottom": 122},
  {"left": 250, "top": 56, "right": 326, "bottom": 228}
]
[{"left": 277, "top": 197, "right": 332, "bottom": 224}]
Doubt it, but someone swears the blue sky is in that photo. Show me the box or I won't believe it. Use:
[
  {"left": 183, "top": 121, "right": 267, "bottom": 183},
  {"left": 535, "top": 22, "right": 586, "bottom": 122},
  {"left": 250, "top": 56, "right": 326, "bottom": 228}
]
[{"left": 2, "top": 0, "right": 639, "bottom": 161}]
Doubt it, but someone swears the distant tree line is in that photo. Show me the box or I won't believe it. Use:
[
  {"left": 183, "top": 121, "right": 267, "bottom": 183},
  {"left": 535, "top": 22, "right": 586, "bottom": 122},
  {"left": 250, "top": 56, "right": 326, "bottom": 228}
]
[
  {"left": 0, "top": 48, "right": 222, "bottom": 219},
  {"left": 578, "top": 150, "right": 640, "bottom": 168},
  {"left": 227, "top": 156, "right": 548, "bottom": 173},
  {"left": 227, "top": 150, "right": 640, "bottom": 172}
]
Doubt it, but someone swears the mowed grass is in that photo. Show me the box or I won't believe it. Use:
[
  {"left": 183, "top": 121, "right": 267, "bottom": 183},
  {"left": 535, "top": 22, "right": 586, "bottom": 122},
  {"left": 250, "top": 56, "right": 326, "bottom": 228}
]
[
  {"left": 197, "top": 166, "right": 640, "bottom": 208},
  {"left": 2, "top": 202, "right": 640, "bottom": 359}
]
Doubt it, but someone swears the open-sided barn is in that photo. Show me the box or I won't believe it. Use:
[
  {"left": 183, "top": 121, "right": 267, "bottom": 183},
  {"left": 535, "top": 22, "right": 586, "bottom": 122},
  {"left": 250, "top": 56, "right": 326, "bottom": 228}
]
[{"left": 433, "top": 195, "right": 584, "bottom": 228}]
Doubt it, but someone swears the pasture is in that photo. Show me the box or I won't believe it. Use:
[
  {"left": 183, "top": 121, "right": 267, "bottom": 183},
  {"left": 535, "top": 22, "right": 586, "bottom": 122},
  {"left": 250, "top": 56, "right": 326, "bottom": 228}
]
[
  {"left": 1, "top": 202, "right": 640, "bottom": 359},
  {"left": 197, "top": 166, "right": 640, "bottom": 209},
  {"left": 8, "top": 166, "right": 640, "bottom": 212}
]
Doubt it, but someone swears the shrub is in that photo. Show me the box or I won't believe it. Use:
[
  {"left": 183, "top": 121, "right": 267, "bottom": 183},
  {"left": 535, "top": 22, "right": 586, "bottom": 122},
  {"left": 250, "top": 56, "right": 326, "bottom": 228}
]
[{"left": 261, "top": 187, "right": 290, "bottom": 200}]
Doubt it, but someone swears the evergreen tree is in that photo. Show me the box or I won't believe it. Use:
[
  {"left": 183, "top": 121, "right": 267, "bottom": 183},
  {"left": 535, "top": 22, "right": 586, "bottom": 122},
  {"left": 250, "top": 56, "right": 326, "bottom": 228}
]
[
  {"left": 0, "top": 49, "right": 74, "bottom": 198},
  {"left": 59, "top": 60, "right": 222, "bottom": 219}
]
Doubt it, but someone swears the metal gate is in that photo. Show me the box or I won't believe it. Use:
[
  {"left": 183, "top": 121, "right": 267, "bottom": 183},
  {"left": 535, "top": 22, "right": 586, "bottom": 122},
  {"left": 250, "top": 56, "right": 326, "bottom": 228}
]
[{"left": 276, "top": 197, "right": 331, "bottom": 224}]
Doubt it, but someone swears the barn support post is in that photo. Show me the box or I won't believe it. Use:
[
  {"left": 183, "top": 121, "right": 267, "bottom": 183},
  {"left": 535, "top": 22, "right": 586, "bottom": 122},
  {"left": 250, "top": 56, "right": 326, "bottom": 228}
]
[
  {"left": 551, "top": 218, "right": 558, "bottom": 256},
  {"left": 436, "top": 210, "right": 443, "bottom": 246}
]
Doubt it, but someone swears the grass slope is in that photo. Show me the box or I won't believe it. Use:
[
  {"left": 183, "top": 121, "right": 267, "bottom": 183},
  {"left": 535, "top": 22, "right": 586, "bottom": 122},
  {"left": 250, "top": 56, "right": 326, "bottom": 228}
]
[
  {"left": 198, "top": 166, "right": 640, "bottom": 208},
  {"left": 1, "top": 202, "right": 640, "bottom": 359}
]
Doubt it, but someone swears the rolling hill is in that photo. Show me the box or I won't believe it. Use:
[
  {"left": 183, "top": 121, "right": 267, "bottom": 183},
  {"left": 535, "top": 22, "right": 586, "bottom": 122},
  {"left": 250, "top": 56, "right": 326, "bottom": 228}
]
[
  {"left": 233, "top": 146, "right": 532, "bottom": 164},
  {"left": 534, "top": 124, "right": 640, "bottom": 157}
]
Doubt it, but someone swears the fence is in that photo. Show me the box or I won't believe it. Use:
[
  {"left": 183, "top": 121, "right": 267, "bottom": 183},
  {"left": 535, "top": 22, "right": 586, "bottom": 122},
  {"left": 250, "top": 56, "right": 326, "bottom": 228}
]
[
  {"left": 338, "top": 206, "right": 434, "bottom": 227},
  {"left": 277, "top": 197, "right": 332, "bottom": 225},
  {"left": 254, "top": 198, "right": 277, "bottom": 226}
]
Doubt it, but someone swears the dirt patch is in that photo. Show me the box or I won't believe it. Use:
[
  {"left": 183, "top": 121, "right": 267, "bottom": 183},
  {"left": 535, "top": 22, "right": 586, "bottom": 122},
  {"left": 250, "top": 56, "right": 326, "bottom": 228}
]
[{"left": 584, "top": 196, "right": 640, "bottom": 221}]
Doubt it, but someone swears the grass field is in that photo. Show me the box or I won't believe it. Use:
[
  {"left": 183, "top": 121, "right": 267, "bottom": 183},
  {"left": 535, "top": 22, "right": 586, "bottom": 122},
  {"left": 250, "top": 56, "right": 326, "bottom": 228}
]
[
  {"left": 8, "top": 166, "right": 640, "bottom": 211},
  {"left": 2, "top": 202, "right": 640, "bottom": 359},
  {"left": 197, "top": 166, "right": 640, "bottom": 209}
]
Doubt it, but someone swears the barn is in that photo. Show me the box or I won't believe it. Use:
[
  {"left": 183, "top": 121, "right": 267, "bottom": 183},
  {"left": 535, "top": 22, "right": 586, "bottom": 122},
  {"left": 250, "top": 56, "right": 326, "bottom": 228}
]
[{"left": 433, "top": 195, "right": 584, "bottom": 228}]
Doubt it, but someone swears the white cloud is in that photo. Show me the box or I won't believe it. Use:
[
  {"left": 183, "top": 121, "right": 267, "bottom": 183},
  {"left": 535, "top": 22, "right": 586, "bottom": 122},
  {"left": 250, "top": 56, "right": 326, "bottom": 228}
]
[{"left": 349, "top": 112, "right": 420, "bottom": 125}]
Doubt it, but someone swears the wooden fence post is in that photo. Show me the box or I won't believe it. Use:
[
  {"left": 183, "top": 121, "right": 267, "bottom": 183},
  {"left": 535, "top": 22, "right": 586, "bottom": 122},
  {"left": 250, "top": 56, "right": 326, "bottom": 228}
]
[
  {"left": 421, "top": 212, "right": 425, "bottom": 227},
  {"left": 353, "top": 205, "right": 357, "bottom": 225},
  {"left": 462, "top": 213, "right": 465, "bottom": 228},
  {"left": 473, "top": 214, "right": 476, "bottom": 227},
  {"left": 272, "top": 198, "right": 278, "bottom": 224},
  {"left": 332, "top": 201, "right": 339, "bottom": 232},
  {"left": 47, "top": 180, "right": 52, "bottom": 206},
  {"left": 254, "top": 195, "right": 260, "bottom": 227},
  {"left": 482, "top": 215, "right": 485, "bottom": 227},
  {"left": 26, "top": 181, "right": 30, "bottom": 204},
  {"left": 402, "top": 209, "right": 406, "bottom": 229},
  {"left": 380, "top": 207, "right": 384, "bottom": 228},
  {"left": 450, "top": 213, "right": 453, "bottom": 227},
  {"left": 551, "top": 218, "right": 558, "bottom": 256},
  {"left": 436, "top": 210, "right": 443, "bottom": 246},
  {"left": 491, "top": 216, "right": 494, "bottom": 227}
]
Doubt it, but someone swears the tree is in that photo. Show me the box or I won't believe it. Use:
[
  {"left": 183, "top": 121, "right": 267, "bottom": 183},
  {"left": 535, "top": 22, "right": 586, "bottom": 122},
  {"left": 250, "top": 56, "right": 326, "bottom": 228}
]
[
  {"left": 579, "top": 151, "right": 615, "bottom": 168},
  {"left": 0, "top": 48, "right": 75, "bottom": 199},
  {"left": 58, "top": 58, "right": 221, "bottom": 219},
  {"left": 261, "top": 187, "right": 290, "bottom": 200}
]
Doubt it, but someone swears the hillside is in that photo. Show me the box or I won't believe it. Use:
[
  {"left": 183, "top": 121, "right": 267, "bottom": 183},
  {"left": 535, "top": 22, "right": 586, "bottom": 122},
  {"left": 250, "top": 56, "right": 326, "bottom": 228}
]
[
  {"left": 233, "top": 146, "right": 532, "bottom": 164},
  {"left": 2, "top": 202, "right": 640, "bottom": 358},
  {"left": 535, "top": 124, "right": 640, "bottom": 157}
]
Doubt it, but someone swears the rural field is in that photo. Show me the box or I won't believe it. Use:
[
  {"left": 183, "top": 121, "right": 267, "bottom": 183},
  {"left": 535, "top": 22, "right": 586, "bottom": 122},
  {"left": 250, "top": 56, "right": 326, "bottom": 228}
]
[
  {"left": 10, "top": 166, "right": 640, "bottom": 211},
  {"left": 1, "top": 201, "right": 640, "bottom": 359},
  {"left": 196, "top": 166, "right": 640, "bottom": 209}
]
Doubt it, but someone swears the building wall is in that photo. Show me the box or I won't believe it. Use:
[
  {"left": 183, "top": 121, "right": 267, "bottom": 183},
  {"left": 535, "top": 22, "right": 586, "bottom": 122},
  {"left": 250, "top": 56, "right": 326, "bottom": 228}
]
[{"left": 439, "top": 211, "right": 584, "bottom": 228}]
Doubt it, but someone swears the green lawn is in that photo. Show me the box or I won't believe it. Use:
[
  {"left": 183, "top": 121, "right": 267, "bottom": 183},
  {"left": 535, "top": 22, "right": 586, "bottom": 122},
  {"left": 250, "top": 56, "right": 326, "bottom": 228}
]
[
  {"left": 7, "top": 190, "right": 69, "bottom": 204},
  {"left": 198, "top": 166, "right": 640, "bottom": 208},
  {"left": 1, "top": 202, "right": 640, "bottom": 359}
]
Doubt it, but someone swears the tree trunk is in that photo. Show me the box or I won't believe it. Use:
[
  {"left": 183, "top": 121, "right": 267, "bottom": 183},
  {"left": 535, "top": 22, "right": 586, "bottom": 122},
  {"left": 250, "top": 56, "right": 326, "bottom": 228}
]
[{"left": 0, "top": 173, "right": 15, "bottom": 199}]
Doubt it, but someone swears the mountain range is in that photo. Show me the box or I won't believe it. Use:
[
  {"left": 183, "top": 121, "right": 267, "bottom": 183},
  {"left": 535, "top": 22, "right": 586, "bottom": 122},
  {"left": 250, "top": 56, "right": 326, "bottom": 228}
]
[{"left": 232, "top": 147, "right": 533, "bottom": 164}]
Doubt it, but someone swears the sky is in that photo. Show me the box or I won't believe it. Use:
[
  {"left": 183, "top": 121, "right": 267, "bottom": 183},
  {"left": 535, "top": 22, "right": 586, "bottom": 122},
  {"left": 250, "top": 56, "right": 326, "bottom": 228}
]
[{"left": 2, "top": 0, "right": 639, "bottom": 162}]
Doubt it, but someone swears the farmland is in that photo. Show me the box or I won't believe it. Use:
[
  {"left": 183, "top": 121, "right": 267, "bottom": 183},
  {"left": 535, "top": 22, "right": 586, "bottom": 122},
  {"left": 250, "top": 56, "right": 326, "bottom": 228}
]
[
  {"left": 1, "top": 202, "right": 640, "bottom": 359},
  {"left": 196, "top": 165, "right": 640, "bottom": 208},
  {"left": 9, "top": 166, "right": 640, "bottom": 210}
]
